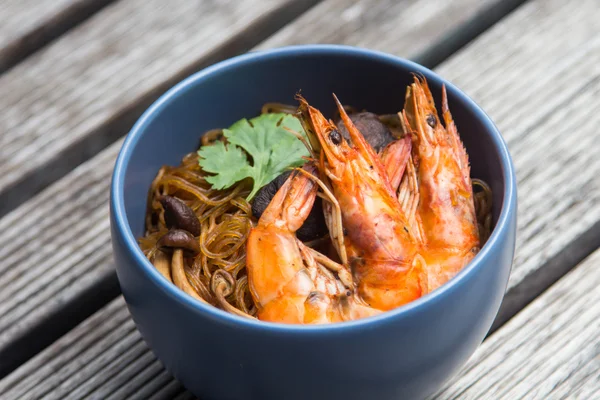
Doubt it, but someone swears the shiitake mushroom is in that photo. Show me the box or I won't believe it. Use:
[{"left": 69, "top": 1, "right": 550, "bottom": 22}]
[
  {"left": 157, "top": 229, "right": 201, "bottom": 256},
  {"left": 252, "top": 171, "right": 327, "bottom": 242},
  {"left": 335, "top": 112, "right": 395, "bottom": 153},
  {"left": 155, "top": 229, "right": 206, "bottom": 304},
  {"left": 159, "top": 195, "right": 201, "bottom": 236}
]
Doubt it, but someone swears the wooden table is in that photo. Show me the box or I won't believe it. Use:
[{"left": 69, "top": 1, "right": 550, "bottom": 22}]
[{"left": 1, "top": 0, "right": 598, "bottom": 398}]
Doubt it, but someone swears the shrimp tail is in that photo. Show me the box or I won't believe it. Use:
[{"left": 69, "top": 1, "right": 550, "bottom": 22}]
[{"left": 338, "top": 293, "right": 382, "bottom": 321}]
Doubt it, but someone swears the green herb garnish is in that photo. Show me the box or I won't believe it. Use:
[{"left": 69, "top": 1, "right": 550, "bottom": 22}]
[{"left": 198, "top": 113, "right": 309, "bottom": 201}]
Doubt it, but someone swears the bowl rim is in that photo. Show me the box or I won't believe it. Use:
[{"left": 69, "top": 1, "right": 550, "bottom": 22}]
[{"left": 111, "top": 44, "right": 517, "bottom": 334}]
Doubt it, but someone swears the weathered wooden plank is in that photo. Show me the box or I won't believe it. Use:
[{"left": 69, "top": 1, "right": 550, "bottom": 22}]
[
  {"left": 0, "top": 0, "right": 115, "bottom": 73},
  {"left": 0, "top": 144, "right": 120, "bottom": 378},
  {"left": 3, "top": 0, "right": 600, "bottom": 397},
  {"left": 0, "top": 0, "right": 511, "bottom": 381},
  {"left": 0, "top": 0, "right": 322, "bottom": 377},
  {"left": 0, "top": 297, "right": 191, "bottom": 400},
  {"left": 0, "top": 298, "right": 139, "bottom": 398},
  {"left": 6, "top": 248, "right": 599, "bottom": 399},
  {"left": 433, "top": 0, "right": 600, "bottom": 329},
  {"left": 258, "top": 0, "right": 526, "bottom": 67},
  {"left": 433, "top": 246, "right": 600, "bottom": 399},
  {"left": 0, "top": 0, "right": 320, "bottom": 217}
]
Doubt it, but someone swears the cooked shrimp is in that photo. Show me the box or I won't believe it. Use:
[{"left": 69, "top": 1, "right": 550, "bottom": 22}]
[
  {"left": 246, "top": 164, "right": 379, "bottom": 323},
  {"left": 298, "top": 96, "right": 423, "bottom": 311},
  {"left": 380, "top": 134, "right": 412, "bottom": 191},
  {"left": 404, "top": 76, "right": 480, "bottom": 292}
]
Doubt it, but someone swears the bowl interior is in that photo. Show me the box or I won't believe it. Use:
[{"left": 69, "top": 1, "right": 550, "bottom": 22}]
[{"left": 121, "top": 46, "right": 506, "bottom": 289}]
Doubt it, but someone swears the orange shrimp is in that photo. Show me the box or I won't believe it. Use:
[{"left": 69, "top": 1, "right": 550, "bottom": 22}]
[
  {"left": 403, "top": 76, "right": 480, "bottom": 293},
  {"left": 298, "top": 96, "right": 423, "bottom": 312},
  {"left": 380, "top": 135, "right": 412, "bottom": 192},
  {"left": 246, "top": 164, "right": 380, "bottom": 324}
]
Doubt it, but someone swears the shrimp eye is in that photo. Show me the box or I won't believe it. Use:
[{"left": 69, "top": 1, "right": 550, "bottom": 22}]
[
  {"left": 426, "top": 114, "right": 437, "bottom": 128},
  {"left": 329, "top": 129, "right": 342, "bottom": 145}
]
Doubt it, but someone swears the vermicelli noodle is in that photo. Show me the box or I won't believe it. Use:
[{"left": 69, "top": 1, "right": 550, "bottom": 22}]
[
  {"left": 139, "top": 101, "right": 494, "bottom": 320},
  {"left": 139, "top": 151, "right": 256, "bottom": 317}
]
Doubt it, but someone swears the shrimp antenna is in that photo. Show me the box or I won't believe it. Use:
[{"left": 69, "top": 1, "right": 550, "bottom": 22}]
[
  {"left": 294, "top": 167, "right": 348, "bottom": 266},
  {"left": 284, "top": 126, "right": 316, "bottom": 158}
]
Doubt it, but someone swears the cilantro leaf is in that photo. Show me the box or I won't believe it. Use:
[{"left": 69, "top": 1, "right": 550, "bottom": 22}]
[
  {"left": 198, "top": 113, "right": 309, "bottom": 200},
  {"left": 197, "top": 140, "right": 251, "bottom": 190}
]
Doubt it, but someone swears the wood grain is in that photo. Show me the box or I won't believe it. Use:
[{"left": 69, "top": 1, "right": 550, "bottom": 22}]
[
  {"left": 0, "top": 298, "right": 157, "bottom": 398},
  {"left": 0, "top": 0, "right": 115, "bottom": 73},
  {"left": 434, "top": 0, "right": 600, "bottom": 329},
  {"left": 258, "top": 0, "right": 526, "bottom": 66},
  {"left": 0, "top": 0, "right": 321, "bottom": 377},
  {"left": 0, "top": 0, "right": 510, "bottom": 380},
  {"left": 432, "top": 247, "right": 600, "bottom": 399},
  {"left": 0, "top": 0, "right": 319, "bottom": 217},
  {"left": 6, "top": 249, "right": 598, "bottom": 399},
  {"left": 2, "top": 0, "right": 600, "bottom": 397}
]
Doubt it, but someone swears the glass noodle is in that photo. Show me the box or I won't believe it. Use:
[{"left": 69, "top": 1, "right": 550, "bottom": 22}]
[
  {"left": 139, "top": 152, "right": 256, "bottom": 317},
  {"left": 139, "top": 103, "right": 493, "bottom": 318}
]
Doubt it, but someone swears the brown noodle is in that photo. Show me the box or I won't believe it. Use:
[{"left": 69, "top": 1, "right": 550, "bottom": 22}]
[
  {"left": 139, "top": 152, "right": 257, "bottom": 317},
  {"left": 139, "top": 103, "right": 494, "bottom": 319}
]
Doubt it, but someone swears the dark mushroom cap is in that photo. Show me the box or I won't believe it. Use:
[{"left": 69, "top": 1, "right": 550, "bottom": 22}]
[
  {"left": 157, "top": 229, "right": 201, "bottom": 256},
  {"left": 252, "top": 171, "right": 328, "bottom": 242},
  {"left": 159, "top": 196, "right": 201, "bottom": 236},
  {"left": 335, "top": 112, "right": 395, "bottom": 153}
]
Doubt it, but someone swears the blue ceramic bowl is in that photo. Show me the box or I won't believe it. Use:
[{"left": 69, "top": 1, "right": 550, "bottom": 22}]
[{"left": 110, "top": 45, "right": 517, "bottom": 400}]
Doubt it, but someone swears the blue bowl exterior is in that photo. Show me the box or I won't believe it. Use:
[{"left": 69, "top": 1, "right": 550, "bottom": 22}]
[{"left": 110, "top": 45, "right": 517, "bottom": 400}]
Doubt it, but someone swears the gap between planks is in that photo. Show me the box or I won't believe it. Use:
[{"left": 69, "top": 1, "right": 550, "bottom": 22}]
[
  {"left": 0, "top": 0, "right": 520, "bottom": 380},
  {"left": 0, "top": 0, "right": 530, "bottom": 219},
  {"left": 431, "top": 246, "right": 600, "bottom": 399},
  {"left": 0, "top": 0, "right": 322, "bottom": 219},
  {"left": 3, "top": 0, "right": 600, "bottom": 396},
  {"left": 434, "top": 0, "right": 600, "bottom": 332},
  {"left": 1, "top": 0, "right": 597, "bottom": 396},
  {"left": 0, "top": 0, "right": 117, "bottom": 74},
  {"left": 0, "top": 0, "right": 323, "bottom": 379},
  {"left": 258, "top": 0, "right": 528, "bottom": 67},
  {"left": 5, "top": 244, "right": 599, "bottom": 399}
]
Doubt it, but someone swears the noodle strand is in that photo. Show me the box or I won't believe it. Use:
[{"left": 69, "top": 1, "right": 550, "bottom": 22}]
[{"left": 139, "top": 104, "right": 494, "bottom": 320}]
